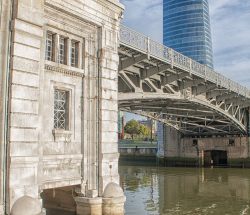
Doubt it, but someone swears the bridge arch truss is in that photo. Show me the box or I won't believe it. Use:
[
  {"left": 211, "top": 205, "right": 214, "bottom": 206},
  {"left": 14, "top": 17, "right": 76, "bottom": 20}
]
[{"left": 118, "top": 25, "right": 250, "bottom": 137}]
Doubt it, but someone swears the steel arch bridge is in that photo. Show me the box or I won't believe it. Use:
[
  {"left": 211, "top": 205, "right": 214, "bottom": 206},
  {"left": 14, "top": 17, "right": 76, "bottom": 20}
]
[{"left": 118, "top": 25, "right": 250, "bottom": 137}]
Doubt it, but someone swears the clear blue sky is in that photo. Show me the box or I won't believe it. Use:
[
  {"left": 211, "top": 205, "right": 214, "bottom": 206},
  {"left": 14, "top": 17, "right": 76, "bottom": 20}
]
[{"left": 120, "top": 0, "right": 250, "bottom": 87}]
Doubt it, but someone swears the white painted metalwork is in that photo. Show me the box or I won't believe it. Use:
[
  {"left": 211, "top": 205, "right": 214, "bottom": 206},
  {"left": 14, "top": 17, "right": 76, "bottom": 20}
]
[
  {"left": 118, "top": 25, "right": 250, "bottom": 136},
  {"left": 120, "top": 25, "right": 249, "bottom": 98}
]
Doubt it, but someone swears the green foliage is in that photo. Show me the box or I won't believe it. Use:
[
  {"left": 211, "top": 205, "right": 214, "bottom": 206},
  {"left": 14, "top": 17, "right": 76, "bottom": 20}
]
[
  {"left": 139, "top": 124, "right": 150, "bottom": 136},
  {"left": 124, "top": 120, "right": 151, "bottom": 139},
  {"left": 124, "top": 120, "right": 140, "bottom": 139}
]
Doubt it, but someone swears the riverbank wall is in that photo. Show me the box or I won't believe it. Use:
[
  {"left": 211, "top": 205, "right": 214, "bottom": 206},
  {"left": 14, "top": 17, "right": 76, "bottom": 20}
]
[
  {"left": 119, "top": 154, "right": 250, "bottom": 168},
  {"left": 119, "top": 129, "right": 250, "bottom": 168}
]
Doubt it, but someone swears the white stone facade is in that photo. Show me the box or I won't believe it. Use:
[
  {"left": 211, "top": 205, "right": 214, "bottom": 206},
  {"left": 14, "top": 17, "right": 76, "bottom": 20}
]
[
  {"left": 0, "top": 0, "right": 12, "bottom": 213},
  {"left": 0, "top": 0, "right": 124, "bottom": 214}
]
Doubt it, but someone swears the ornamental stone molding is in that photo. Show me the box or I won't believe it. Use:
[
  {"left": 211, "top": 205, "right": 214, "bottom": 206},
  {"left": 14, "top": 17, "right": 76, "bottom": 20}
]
[{"left": 45, "top": 64, "right": 85, "bottom": 78}]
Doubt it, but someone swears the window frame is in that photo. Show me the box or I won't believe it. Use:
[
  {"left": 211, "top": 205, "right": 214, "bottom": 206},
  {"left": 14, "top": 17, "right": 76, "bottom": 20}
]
[
  {"left": 45, "top": 27, "right": 85, "bottom": 70},
  {"left": 59, "top": 36, "right": 67, "bottom": 65},
  {"left": 71, "top": 40, "right": 79, "bottom": 68},
  {"left": 53, "top": 88, "right": 70, "bottom": 130},
  {"left": 46, "top": 31, "right": 55, "bottom": 62}
]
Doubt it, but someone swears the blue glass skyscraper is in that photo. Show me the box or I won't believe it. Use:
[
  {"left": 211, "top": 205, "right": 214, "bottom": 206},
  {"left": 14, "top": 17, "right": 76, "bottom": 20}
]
[{"left": 163, "top": 0, "right": 214, "bottom": 68}]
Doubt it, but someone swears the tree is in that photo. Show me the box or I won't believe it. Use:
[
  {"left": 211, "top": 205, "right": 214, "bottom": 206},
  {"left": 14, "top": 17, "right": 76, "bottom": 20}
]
[
  {"left": 139, "top": 124, "right": 150, "bottom": 137},
  {"left": 124, "top": 120, "right": 140, "bottom": 139}
]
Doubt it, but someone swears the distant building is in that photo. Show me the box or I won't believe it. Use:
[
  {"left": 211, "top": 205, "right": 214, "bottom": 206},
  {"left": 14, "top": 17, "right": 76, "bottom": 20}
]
[
  {"left": 163, "top": 0, "right": 214, "bottom": 68},
  {"left": 160, "top": 0, "right": 214, "bottom": 150},
  {"left": 118, "top": 111, "right": 125, "bottom": 139}
]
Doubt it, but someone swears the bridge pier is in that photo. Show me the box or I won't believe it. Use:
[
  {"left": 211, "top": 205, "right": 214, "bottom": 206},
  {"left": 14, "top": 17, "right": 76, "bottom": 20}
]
[
  {"left": 157, "top": 123, "right": 182, "bottom": 160},
  {"left": 74, "top": 182, "right": 125, "bottom": 215},
  {"left": 75, "top": 197, "right": 102, "bottom": 215},
  {"left": 157, "top": 123, "right": 250, "bottom": 167}
]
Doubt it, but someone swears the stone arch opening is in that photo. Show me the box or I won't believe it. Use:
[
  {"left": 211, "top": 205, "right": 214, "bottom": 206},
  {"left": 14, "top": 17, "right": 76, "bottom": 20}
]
[
  {"left": 204, "top": 150, "right": 228, "bottom": 167},
  {"left": 41, "top": 186, "right": 77, "bottom": 215}
]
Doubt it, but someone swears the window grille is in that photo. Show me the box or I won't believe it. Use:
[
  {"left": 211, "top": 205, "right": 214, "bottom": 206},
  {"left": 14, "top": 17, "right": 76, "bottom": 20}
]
[
  {"left": 71, "top": 41, "right": 79, "bottom": 67},
  {"left": 54, "top": 89, "right": 68, "bottom": 129},
  {"left": 59, "top": 37, "right": 66, "bottom": 64},
  {"left": 46, "top": 32, "right": 54, "bottom": 61}
]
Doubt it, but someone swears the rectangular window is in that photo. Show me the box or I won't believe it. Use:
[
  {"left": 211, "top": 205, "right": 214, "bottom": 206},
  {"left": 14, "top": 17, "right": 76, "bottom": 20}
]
[
  {"left": 46, "top": 32, "right": 54, "bottom": 61},
  {"left": 71, "top": 41, "right": 79, "bottom": 67},
  {"left": 192, "top": 139, "right": 198, "bottom": 146},
  {"left": 59, "top": 36, "right": 67, "bottom": 64},
  {"left": 54, "top": 89, "right": 69, "bottom": 130},
  {"left": 229, "top": 139, "right": 235, "bottom": 146}
]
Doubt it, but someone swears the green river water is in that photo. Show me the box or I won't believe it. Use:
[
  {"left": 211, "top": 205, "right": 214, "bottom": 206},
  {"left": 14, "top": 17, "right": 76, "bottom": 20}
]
[{"left": 119, "top": 166, "right": 250, "bottom": 215}]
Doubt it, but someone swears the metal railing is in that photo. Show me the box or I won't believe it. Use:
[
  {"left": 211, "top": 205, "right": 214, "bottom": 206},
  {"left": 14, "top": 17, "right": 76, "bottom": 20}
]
[{"left": 120, "top": 25, "right": 250, "bottom": 98}]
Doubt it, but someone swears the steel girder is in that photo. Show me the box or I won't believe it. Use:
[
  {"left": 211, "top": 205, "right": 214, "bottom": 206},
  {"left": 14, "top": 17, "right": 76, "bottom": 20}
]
[
  {"left": 118, "top": 27, "right": 250, "bottom": 136},
  {"left": 119, "top": 93, "right": 246, "bottom": 136}
]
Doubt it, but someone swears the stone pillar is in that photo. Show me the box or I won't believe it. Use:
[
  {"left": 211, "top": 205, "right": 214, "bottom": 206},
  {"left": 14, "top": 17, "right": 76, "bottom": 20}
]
[
  {"left": 157, "top": 122, "right": 165, "bottom": 158},
  {"left": 74, "top": 0, "right": 124, "bottom": 214},
  {"left": 102, "top": 183, "right": 126, "bottom": 215},
  {"left": 10, "top": 196, "right": 41, "bottom": 215},
  {"left": 94, "top": 0, "right": 124, "bottom": 196},
  {"left": 200, "top": 150, "right": 204, "bottom": 167},
  {"left": 8, "top": 0, "right": 44, "bottom": 211},
  {"left": 163, "top": 126, "right": 181, "bottom": 158},
  {"left": 98, "top": 27, "right": 121, "bottom": 193},
  {"left": 0, "top": 0, "right": 12, "bottom": 214},
  {"left": 74, "top": 197, "right": 102, "bottom": 215}
]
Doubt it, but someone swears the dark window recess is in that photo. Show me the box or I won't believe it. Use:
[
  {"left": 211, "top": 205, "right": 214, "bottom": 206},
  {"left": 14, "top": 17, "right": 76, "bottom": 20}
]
[
  {"left": 193, "top": 139, "right": 198, "bottom": 146},
  {"left": 229, "top": 139, "right": 235, "bottom": 146}
]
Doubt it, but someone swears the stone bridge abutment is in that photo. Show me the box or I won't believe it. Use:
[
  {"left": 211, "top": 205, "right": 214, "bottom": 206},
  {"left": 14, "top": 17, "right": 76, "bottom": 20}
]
[
  {"left": 157, "top": 123, "right": 250, "bottom": 167},
  {"left": 0, "top": 0, "right": 125, "bottom": 214}
]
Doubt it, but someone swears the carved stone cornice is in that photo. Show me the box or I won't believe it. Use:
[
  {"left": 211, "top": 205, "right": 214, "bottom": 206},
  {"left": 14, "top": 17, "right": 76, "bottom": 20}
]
[
  {"left": 52, "top": 129, "right": 72, "bottom": 142},
  {"left": 45, "top": 64, "right": 84, "bottom": 78}
]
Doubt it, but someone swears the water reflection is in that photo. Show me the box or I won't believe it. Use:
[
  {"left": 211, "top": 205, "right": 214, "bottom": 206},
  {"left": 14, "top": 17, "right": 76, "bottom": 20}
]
[{"left": 119, "top": 166, "right": 250, "bottom": 215}]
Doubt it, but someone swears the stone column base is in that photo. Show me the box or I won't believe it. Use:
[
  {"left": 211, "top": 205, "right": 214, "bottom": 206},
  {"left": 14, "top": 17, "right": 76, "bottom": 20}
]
[
  {"left": 102, "top": 196, "right": 126, "bottom": 215},
  {"left": 10, "top": 196, "right": 42, "bottom": 215},
  {"left": 0, "top": 204, "right": 4, "bottom": 215},
  {"left": 102, "top": 182, "right": 126, "bottom": 215},
  {"left": 74, "top": 197, "right": 102, "bottom": 215}
]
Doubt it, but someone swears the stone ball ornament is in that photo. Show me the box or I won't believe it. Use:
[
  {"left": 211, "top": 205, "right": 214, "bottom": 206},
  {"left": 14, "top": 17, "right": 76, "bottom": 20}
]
[
  {"left": 103, "top": 182, "right": 124, "bottom": 198},
  {"left": 11, "top": 196, "right": 42, "bottom": 215}
]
